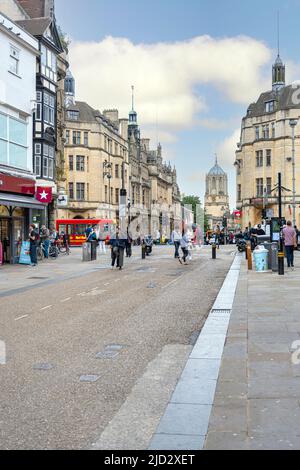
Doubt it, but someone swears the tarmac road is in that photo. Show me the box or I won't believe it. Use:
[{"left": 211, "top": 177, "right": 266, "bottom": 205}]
[{"left": 0, "top": 245, "right": 234, "bottom": 449}]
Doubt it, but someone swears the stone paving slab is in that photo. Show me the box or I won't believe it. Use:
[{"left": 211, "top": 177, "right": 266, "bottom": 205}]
[
  {"left": 149, "top": 255, "right": 241, "bottom": 450},
  {"left": 149, "top": 434, "right": 204, "bottom": 451},
  {"left": 205, "top": 252, "right": 300, "bottom": 450}
]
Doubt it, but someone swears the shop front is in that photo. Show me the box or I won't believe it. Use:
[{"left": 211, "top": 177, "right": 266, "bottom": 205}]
[{"left": 0, "top": 173, "right": 47, "bottom": 265}]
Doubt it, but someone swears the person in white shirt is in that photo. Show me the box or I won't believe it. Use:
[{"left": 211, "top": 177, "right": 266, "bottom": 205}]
[{"left": 171, "top": 227, "right": 182, "bottom": 259}]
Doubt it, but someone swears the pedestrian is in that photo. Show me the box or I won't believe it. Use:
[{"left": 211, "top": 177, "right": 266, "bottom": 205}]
[
  {"left": 29, "top": 224, "right": 38, "bottom": 267},
  {"left": 87, "top": 226, "right": 97, "bottom": 242},
  {"left": 40, "top": 224, "right": 50, "bottom": 258},
  {"left": 98, "top": 227, "right": 107, "bottom": 254},
  {"left": 283, "top": 221, "right": 297, "bottom": 270},
  {"left": 126, "top": 228, "right": 132, "bottom": 258},
  {"left": 85, "top": 225, "right": 93, "bottom": 239},
  {"left": 110, "top": 227, "right": 125, "bottom": 270},
  {"left": 171, "top": 226, "right": 182, "bottom": 259},
  {"left": 294, "top": 225, "right": 299, "bottom": 250},
  {"left": 215, "top": 225, "right": 221, "bottom": 248},
  {"left": 179, "top": 231, "right": 190, "bottom": 265},
  {"left": 156, "top": 229, "right": 161, "bottom": 245}
]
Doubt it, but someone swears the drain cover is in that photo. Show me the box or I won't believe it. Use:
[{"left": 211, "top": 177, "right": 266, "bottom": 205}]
[
  {"left": 80, "top": 375, "right": 101, "bottom": 383},
  {"left": 147, "top": 282, "right": 157, "bottom": 289},
  {"left": 28, "top": 277, "right": 49, "bottom": 280},
  {"left": 33, "top": 363, "right": 54, "bottom": 370},
  {"left": 137, "top": 268, "right": 156, "bottom": 273},
  {"left": 96, "top": 350, "right": 119, "bottom": 359},
  {"left": 105, "top": 344, "right": 124, "bottom": 351},
  {"left": 211, "top": 309, "right": 231, "bottom": 315}
]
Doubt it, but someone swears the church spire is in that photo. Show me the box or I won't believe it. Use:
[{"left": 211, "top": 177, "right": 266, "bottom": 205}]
[
  {"left": 129, "top": 85, "right": 138, "bottom": 126},
  {"left": 272, "top": 12, "right": 285, "bottom": 92},
  {"left": 131, "top": 85, "right": 135, "bottom": 111}
]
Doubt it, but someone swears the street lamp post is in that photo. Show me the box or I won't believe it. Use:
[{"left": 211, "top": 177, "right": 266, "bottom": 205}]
[
  {"left": 103, "top": 160, "right": 112, "bottom": 219},
  {"left": 289, "top": 119, "right": 298, "bottom": 227}
]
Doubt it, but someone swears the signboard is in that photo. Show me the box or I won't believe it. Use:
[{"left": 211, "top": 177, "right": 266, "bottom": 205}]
[
  {"left": 57, "top": 194, "right": 68, "bottom": 207},
  {"left": 0, "top": 173, "right": 35, "bottom": 195},
  {"left": 266, "top": 209, "right": 274, "bottom": 219},
  {"left": 36, "top": 187, "right": 53, "bottom": 204},
  {"left": 19, "top": 241, "right": 31, "bottom": 265}
]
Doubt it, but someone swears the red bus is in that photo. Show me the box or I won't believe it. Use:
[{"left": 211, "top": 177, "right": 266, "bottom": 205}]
[{"left": 55, "top": 219, "right": 116, "bottom": 246}]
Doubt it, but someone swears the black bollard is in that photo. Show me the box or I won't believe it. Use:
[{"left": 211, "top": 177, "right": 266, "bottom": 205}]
[
  {"left": 212, "top": 244, "right": 216, "bottom": 259},
  {"left": 278, "top": 252, "right": 284, "bottom": 276},
  {"left": 142, "top": 243, "right": 146, "bottom": 259}
]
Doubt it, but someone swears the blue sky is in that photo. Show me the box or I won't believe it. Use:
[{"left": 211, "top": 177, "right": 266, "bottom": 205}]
[{"left": 55, "top": 0, "right": 300, "bottom": 208}]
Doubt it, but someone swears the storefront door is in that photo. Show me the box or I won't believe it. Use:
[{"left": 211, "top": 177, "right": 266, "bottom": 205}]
[
  {"left": 0, "top": 218, "right": 11, "bottom": 263},
  {"left": 0, "top": 217, "right": 24, "bottom": 264}
]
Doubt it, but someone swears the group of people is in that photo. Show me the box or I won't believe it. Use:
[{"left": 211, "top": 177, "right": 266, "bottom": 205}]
[
  {"left": 28, "top": 224, "right": 68, "bottom": 267},
  {"left": 236, "top": 221, "right": 299, "bottom": 269},
  {"left": 171, "top": 227, "right": 196, "bottom": 265},
  {"left": 85, "top": 225, "right": 132, "bottom": 270}
]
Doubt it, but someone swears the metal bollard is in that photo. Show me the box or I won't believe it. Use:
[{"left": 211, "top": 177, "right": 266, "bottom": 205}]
[
  {"left": 246, "top": 245, "right": 252, "bottom": 270},
  {"left": 142, "top": 243, "right": 146, "bottom": 259},
  {"left": 212, "top": 244, "right": 216, "bottom": 259},
  {"left": 278, "top": 251, "right": 285, "bottom": 276}
]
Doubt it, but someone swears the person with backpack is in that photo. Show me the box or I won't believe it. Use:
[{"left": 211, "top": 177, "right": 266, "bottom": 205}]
[
  {"left": 29, "top": 224, "right": 38, "bottom": 266},
  {"left": 40, "top": 225, "right": 50, "bottom": 259}
]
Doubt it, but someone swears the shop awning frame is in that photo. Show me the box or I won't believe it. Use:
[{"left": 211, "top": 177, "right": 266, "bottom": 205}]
[{"left": 0, "top": 193, "right": 47, "bottom": 210}]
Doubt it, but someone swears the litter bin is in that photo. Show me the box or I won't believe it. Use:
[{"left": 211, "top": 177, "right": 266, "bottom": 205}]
[
  {"left": 91, "top": 240, "right": 98, "bottom": 261},
  {"left": 263, "top": 242, "right": 273, "bottom": 270},
  {"left": 253, "top": 247, "right": 269, "bottom": 272},
  {"left": 82, "top": 242, "right": 92, "bottom": 262}
]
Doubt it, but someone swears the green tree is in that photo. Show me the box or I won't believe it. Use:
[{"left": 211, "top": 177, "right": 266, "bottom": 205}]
[{"left": 181, "top": 195, "right": 202, "bottom": 224}]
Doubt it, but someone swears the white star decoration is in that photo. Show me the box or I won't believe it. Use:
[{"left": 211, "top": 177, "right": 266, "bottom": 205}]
[{"left": 39, "top": 190, "right": 48, "bottom": 200}]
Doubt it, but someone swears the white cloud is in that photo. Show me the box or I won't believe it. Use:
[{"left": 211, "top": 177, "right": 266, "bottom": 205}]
[
  {"left": 69, "top": 35, "right": 271, "bottom": 142},
  {"left": 217, "top": 129, "right": 241, "bottom": 166}
]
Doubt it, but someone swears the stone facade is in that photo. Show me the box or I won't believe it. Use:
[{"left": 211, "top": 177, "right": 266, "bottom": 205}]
[
  {"left": 236, "top": 52, "right": 300, "bottom": 228},
  {"left": 128, "top": 104, "right": 181, "bottom": 235},
  {"left": 205, "top": 158, "right": 229, "bottom": 229},
  {"left": 59, "top": 102, "right": 129, "bottom": 221}
]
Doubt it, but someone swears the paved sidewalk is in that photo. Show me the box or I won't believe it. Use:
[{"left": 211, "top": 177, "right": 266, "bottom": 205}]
[{"left": 205, "top": 252, "right": 300, "bottom": 450}]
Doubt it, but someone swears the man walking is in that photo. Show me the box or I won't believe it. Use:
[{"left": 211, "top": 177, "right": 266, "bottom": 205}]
[
  {"left": 283, "top": 221, "right": 297, "bottom": 270},
  {"left": 29, "top": 224, "right": 38, "bottom": 267},
  {"left": 40, "top": 225, "right": 50, "bottom": 259},
  {"left": 171, "top": 225, "right": 182, "bottom": 259}
]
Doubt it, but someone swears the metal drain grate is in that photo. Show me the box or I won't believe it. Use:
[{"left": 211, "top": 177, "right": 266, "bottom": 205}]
[
  {"left": 211, "top": 309, "right": 231, "bottom": 315},
  {"left": 28, "top": 277, "right": 49, "bottom": 280}
]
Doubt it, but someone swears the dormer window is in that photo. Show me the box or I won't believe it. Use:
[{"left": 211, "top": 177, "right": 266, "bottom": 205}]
[
  {"left": 265, "top": 101, "right": 275, "bottom": 113},
  {"left": 67, "top": 110, "right": 79, "bottom": 121}
]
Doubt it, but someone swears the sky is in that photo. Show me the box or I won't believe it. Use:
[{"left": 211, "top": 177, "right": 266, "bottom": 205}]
[{"left": 55, "top": 0, "right": 300, "bottom": 209}]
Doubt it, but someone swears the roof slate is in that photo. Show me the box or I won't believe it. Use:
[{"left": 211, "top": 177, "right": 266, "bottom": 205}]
[{"left": 247, "top": 85, "right": 300, "bottom": 117}]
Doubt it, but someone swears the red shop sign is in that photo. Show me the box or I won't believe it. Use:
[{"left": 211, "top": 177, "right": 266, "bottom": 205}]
[{"left": 0, "top": 173, "right": 35, "bottom": 196}]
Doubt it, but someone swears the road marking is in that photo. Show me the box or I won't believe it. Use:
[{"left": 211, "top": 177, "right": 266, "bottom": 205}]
[
  {"left": 104, "top": 283, "right": 109, "bottom": 286},
  {"left": 77, "top": 292, "right": 86, "bottom": 296},
  {"left": 15, "top": 315, "right": 29, "bottom": 321},
  {"left": 61, "top": 298, "right": 71, "bottom": 303},
  {"left": 41, "top": 305, "right": 52, "bottom": 311},
  {"left": 115, "top": 279, "right": 120, "bottom": 282}
]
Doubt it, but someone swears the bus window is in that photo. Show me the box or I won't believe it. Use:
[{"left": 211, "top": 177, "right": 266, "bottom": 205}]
[{"left": 58, "top": 224, "right": 67, "bottom": 235}]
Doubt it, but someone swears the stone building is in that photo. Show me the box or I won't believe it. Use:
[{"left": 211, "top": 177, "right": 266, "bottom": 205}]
[
  {"left": 60, "top": 96, "right": 129, "bottom": 221},
  {"left": 236, "top": 50, "right": 300, "bottom": 228},
  {"left": 127, "top": 98, "right": 181, "bottom": 235},
  {"left": 0, "top": 9, "right": 40, "bottom": 264},
  {"left": 2, "top": 0, "right": 66, "bottom": 229},
  {"left": 205, "top": 157, "right": 229, "bottom": 229}
]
